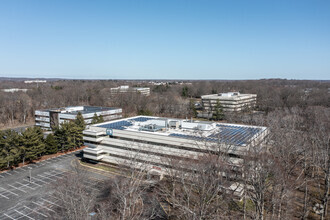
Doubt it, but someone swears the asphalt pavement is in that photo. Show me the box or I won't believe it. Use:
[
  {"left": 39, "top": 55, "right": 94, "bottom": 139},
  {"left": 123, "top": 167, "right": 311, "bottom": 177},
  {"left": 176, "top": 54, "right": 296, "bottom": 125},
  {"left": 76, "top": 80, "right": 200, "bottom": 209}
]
[{"left": 0, "top": 151, "right": 110, "bottom": 219}]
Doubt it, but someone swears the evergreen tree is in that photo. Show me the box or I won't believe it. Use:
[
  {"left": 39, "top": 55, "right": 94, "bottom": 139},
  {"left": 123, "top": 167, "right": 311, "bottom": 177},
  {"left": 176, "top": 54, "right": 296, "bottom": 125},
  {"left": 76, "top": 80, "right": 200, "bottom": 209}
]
[
  {"left": 54, "top": 125, "right": 68, "bottom": 152},
  {"left": 54, "top": 121, "right": 84, "bottom": 152},
  {"left": 189, "top": 99, "right": 198, "bottom": 118},
  {"left": 44, "top": 133, "right": 58, "bottom": 154},
  {"left": 74, "top": 112, "right": 85, "bottom": 147},
  {"left": 91, "top": 113, "right": 105, "bottom": 124},
  {"left": 0, "top": 130, "right": 21, "bottom": 169},
  {"left": 21, "top": 127, "right": 45, "bottom": 163},
  {"left": 98, "top": 114, "right": 104, "bottom": 123},
  {"left": 212, "top": 100, "right": 225, "bottom": 121},
  {"left": 68, "top": 121, "right": 84, "bottom": 149},
  {"left": 74, "top": 112, "right": 86, "bottom": 130},
  {"left": 181, "top": 86, "right": 189, "bottom": 97},
  {"left": 91, "top": 113, "right": 99, "bottom": 124}
]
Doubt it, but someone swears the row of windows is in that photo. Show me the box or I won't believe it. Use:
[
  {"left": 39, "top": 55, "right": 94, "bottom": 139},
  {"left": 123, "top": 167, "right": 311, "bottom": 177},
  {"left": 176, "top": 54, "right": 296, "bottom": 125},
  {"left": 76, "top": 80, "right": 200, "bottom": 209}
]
[
  {"left": 106, "top": 153, "right": 242, "bottom": 179},
  {"left": 115, "top": 136, "right": 242, "bottom": 159},
  {"left": 99, "top": 142, "right": 198, "bottom": 163}
]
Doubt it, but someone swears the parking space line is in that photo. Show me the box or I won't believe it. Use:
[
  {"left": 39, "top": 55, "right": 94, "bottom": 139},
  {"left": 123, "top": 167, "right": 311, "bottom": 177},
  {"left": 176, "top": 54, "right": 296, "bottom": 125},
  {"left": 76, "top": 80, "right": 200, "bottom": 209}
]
[
  {"left": 0, "top": 186, "right": 18, "bottom": 196},
  {"left": 32, "top": 177, "right": 48, "bottom": 184},
  {"left": 23, "top": 179, "right": 42, "bottom": 186},
  {"left": 4, "top": 172, "right": 12, "bottom": 175},
  {"left": 43, "top": 171, "right": 60, "bottom": 178},
  {"left": 29, "top": 176, "right": 48, "bottom": 184},
  {"left": 16, "top": 182, "right": 35, "bottom": 190},
  {"left": 0, "top": 192, "right": 10, "bottom": 199},
  {"left": 44, "top": 171, "right": 65, "bottom": 178},
  {"left": 32, "top": 201, "right": 55, "bottom": 213},
  {"left": 3, "top": 213, "right": 16, "bottom": 220},
  {"left": 15, "top": 209, "right": 35, "bottom": 220},
  {"left": 41, "top": 198, "right": 61, "bottom": 207},
  {"left": 8, "top": 184, "right": 27, "bottom": 193},
  {"left": 23, "top": 206, "right": 48, "bottom": 218},
  {"left": 37, "top": 174, "right": 54, "bottom": 181}
]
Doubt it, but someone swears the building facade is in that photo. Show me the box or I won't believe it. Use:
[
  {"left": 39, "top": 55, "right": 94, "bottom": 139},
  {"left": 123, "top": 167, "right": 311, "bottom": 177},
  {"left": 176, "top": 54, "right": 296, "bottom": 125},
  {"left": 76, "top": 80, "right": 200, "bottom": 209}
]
[
  {"left": 35, "top": 106, "right": 122, "bottom": 130},
  {"left": 24, "top": 80, "right": 47, "bottom": 83},
  {"left": 201, "top": 92, "right": 257, "bottom": 116},
  {"left": 82, "top": 116, "right": 268, "bottom": 196},
  {"left": 1, "top": 88, "right": 29, "bottom": 93},
  {"left": 110, "top": 85, "right": 150, "bottom": 96}
]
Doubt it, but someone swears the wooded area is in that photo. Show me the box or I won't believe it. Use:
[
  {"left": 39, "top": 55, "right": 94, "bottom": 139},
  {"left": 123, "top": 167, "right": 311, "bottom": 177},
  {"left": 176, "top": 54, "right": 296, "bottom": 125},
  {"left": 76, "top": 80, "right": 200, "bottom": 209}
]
[
  {"left": 0, "top": 79, "right": 329, "bottom": 128},
  {"left": 0, "top": 79, "right": 329, "bottom": 219}
]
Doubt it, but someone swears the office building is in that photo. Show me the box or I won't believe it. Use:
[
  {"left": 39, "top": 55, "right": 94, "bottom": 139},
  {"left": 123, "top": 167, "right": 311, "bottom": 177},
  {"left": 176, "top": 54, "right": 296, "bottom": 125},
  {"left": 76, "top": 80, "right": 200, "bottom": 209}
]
[
  {"left": 35, "top": 106, "right": 122, "bottom": 130},
  {"left": 201, "top": 92, "right": 257, "bottom": 116},
  {"left": 110, "top": 85, "right": 150, "bottom": 96},
  {"left": 1, "top": 88, "right": 29, "bottom": 93},
  {"left": 83, "top": 115, "right": 268, "bottom": 196}
]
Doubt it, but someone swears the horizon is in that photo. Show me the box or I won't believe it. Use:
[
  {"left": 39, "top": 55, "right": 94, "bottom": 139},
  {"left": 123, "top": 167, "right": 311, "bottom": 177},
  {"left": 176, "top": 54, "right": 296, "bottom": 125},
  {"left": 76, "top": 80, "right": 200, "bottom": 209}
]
[{"left": 1, "top": 76, "right": 329, "bottom": 82}]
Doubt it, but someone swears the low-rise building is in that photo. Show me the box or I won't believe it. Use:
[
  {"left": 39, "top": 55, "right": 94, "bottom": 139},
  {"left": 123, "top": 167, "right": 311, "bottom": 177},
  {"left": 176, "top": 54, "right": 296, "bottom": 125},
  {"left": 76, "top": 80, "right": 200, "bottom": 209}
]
[
  {"left": 82, "top": 115, "right": 268, "bottom": 196},
  {"left": 35, "top": 106, "right": 122, "bottom": 130},
  {"left": 1, "top": 88, "right": 29, "bottom": 93},
  {"left": 201, "top": 92, "right": 257, "bottom": 116},
  {"left": 24, "top": 80, "right": 47, "bottom": 83},
  {"left": 110, "top": 85, "right": 150, "bottom": 96}
]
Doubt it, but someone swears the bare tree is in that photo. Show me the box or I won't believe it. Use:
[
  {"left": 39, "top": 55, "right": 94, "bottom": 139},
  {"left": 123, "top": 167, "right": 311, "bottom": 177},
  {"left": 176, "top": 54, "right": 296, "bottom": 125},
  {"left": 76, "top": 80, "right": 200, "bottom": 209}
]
[{"left": 51, "top": 163, "right": 98, "bottom": 220}]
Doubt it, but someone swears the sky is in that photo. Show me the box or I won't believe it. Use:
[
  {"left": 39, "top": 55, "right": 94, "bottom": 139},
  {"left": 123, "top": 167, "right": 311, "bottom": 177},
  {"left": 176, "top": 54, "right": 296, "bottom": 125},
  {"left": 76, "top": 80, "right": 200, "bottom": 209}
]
[{"left": 0, "top": 0, "right": 329, "bottom": 80}]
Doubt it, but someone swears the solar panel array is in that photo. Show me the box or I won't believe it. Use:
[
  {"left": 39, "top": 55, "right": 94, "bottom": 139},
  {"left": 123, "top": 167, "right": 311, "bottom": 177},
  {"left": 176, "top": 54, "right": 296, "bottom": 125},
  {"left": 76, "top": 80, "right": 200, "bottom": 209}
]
[
  {"left": 130, "top": 117, "right": 154, "bottom": 122},
  {"left": 97, "top": 120, "right": 133, "bottom": 130},
  {"left": 170, "top": 125, "right": 262, "bottom": 146},
  {"left": 97, "top": 117, "right": 154, "bottom": 130}
]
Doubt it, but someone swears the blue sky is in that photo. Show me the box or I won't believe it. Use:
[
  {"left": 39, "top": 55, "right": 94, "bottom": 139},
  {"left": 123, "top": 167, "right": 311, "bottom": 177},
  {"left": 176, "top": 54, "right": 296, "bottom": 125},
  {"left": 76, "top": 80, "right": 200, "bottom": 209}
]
[{"left": 0, "top": 0, "right": 329, "bottom": 80}]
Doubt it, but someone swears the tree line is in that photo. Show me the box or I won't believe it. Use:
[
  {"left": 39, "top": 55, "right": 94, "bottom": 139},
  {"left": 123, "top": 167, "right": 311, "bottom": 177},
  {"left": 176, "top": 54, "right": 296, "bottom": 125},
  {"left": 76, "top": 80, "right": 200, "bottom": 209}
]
[
  {"left": 0, "top": 79, "right": 329, "bottom": 128},
  {"left": 0, "top": 113, "right": 86, "bottom": 170}
]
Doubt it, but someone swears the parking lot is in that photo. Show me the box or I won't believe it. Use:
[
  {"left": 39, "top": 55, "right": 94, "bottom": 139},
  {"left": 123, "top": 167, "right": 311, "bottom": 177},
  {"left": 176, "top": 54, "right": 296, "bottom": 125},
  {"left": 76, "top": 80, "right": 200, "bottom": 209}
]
[{"left": 0, "top": 151, "right": 109, "bottom": 220}]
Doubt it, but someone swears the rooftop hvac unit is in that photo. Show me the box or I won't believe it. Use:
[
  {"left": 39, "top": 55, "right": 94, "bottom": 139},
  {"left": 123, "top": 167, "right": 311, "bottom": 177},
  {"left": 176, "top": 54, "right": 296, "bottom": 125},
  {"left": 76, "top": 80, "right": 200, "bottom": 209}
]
[{"left": 169, "top": 120, "right": 180, "bottom": 129}]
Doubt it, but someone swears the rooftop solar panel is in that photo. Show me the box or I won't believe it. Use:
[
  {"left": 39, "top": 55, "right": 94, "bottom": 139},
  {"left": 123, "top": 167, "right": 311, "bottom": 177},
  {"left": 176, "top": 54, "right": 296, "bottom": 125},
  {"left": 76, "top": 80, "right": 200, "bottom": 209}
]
[
  {"left": 131, "top": 117, "right": 154, "bottom": 122},
  {"left": 169, "top": 124, "right": 263, "bottom": 146},
  {"left": 96, "top": 118, "right": 264, "bottom": 146},
  {"left": 97, "top": 120, "right": 133, "bottom": 130}
]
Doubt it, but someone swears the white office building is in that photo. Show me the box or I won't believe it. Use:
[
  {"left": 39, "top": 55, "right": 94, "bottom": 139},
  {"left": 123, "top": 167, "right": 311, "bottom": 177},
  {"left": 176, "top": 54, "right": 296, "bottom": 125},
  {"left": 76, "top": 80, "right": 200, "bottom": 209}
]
[
  {"left": 24, "top": 80, "right": 47, "bottom": 83},
  {"left": 201, "top": 92, "right": 257, "bottom": 116},
  {"left": 35, "top": 106, "right": 122, "bottom": 130},
  {"left": 83, "top": 116, "right": 268, "bottom": 196},
  {"left": 1, "top": 88, "right": 29, "bottom": 93},
  {"left": 110, "top": 85, "right": 150, "bottom": 96}
]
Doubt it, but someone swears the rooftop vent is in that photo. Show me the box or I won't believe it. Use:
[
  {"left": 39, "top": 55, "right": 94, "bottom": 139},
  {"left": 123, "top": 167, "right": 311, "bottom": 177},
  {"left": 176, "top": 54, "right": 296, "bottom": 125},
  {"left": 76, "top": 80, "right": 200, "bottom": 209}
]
[
  {"left": 218, "top": 92, "right": 240, "bottom": 97},
  {"left": 139, "top": 124, "right": 164, "bottom": 132}
]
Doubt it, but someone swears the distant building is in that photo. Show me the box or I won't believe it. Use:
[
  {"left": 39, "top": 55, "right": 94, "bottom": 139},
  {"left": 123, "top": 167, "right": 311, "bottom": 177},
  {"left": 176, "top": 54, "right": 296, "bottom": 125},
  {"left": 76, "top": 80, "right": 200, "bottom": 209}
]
[
  {"left": 110, "top": 85, "right": 150, "bottom": 96},
  {"left": 1, "top": 88, "right": 29, "bottom": 93},
  {"left": 24, "top": 80, "right": 47, "bottom": 83},
  {"left": 35, "top": 106, "right": 122, "bottom": 130},
  {"left": 83, "top": 115, "right": 268, "bottom": 197},
  {"left": 200, "top": 92, "right": 257, "bottom": 117}
]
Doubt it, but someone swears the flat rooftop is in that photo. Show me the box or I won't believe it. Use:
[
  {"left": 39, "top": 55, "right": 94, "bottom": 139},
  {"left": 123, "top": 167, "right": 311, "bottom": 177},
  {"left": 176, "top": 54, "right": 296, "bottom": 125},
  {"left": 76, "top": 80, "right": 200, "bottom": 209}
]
[
  {"left": 94, "top": 116, "right": 267, "bottom": 146},
  {"left": 39, "top": 106, "right": 120, "bottom": 115},
  {"left": 201, "top": 92, "right": 256, "bottom": 100}
]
